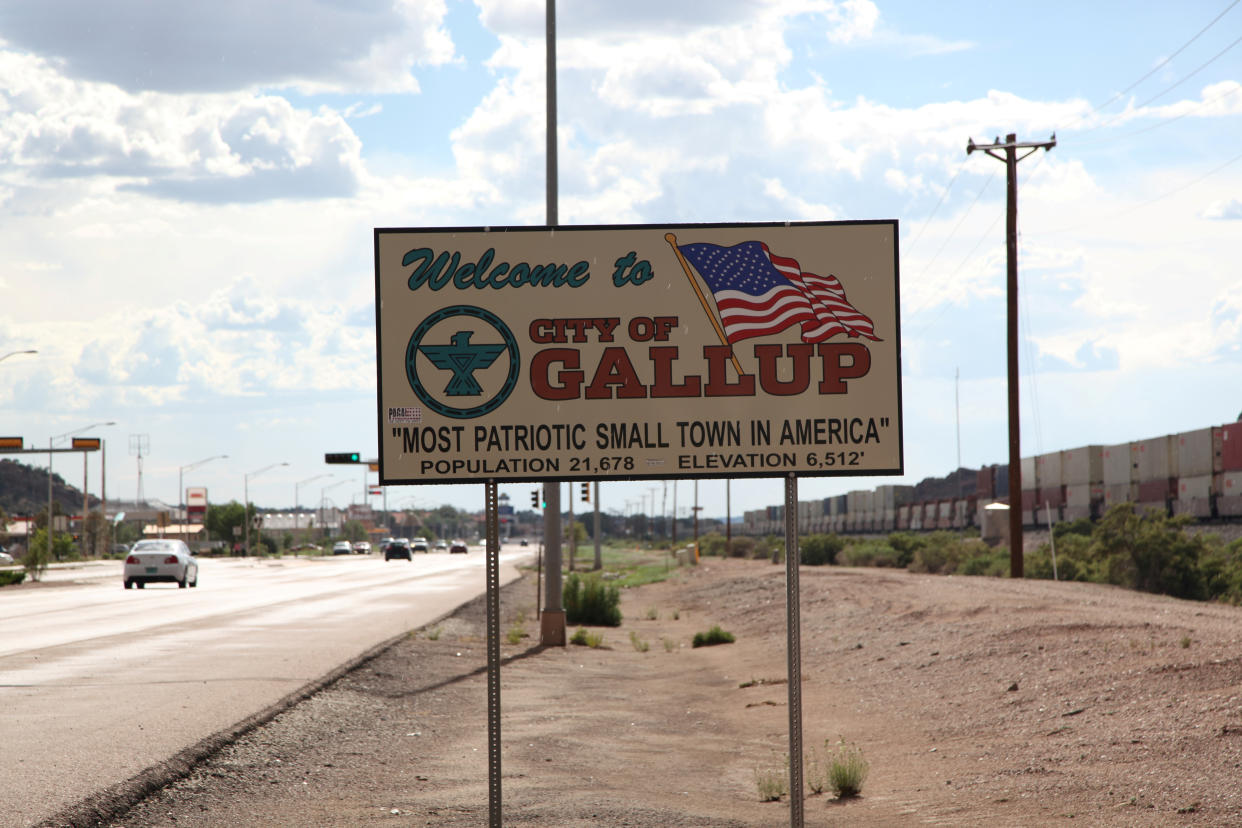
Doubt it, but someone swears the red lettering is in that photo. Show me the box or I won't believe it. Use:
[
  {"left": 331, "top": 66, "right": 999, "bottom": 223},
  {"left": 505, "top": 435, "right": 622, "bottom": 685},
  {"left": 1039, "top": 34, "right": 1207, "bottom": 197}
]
[
  {"left": 817, "top": 343, "right": 870, "bottom": 393},
  {"left": 649, "top": 346, "right": 701, "bottom": 398}
]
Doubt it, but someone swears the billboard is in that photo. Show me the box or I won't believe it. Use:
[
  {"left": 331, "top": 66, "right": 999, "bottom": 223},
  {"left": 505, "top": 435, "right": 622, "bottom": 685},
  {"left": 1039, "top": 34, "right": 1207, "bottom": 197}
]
[{"left": 375, "top": 221, "right": 901, "bottom": 485}]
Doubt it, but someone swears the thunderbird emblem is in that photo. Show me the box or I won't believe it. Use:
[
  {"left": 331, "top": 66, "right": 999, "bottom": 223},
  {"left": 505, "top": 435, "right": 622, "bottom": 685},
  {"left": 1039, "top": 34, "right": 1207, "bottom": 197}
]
[{"left": 405, "top": 306, "right": 519, "bottom": 419}]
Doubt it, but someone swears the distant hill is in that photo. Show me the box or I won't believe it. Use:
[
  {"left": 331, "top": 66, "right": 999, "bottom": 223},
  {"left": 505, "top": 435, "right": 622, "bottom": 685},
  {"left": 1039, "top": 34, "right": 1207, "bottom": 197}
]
[{"left": 0, "top": 458, "right": 100, "bottom": 517}]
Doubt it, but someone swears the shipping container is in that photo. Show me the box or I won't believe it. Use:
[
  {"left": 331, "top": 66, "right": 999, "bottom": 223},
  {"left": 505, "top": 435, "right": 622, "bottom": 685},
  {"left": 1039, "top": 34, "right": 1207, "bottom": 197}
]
[
  {"left": 1038, "top": 485, "right": 1066, "bottom": 508},
  {"left": 1176, "top": 427, "right": 1222, "bottom": 477},
  {"left": 896, "top": 504, "right": 910, "bottom": 530},
  {"left": 936, "top": 500, "right": 953, "bottom": 529},
  {"left": 1222, "top": 422, "right": 1242, "bottom": 471},
  {"left": 1034, "top": 503, "right": 1061, "bottom": 526},
  {"left": 1036, "top": 451, "right": 1063, "bottom": 487},
  {"left": 1105, "top": 483, "right": 1137, "bottom": 507},
  {"left": 1137, "top": 478, "right": 1174, "bottom": 502},
  {"left": 1173, "top": 498, "right": 1212, "bottom": 518},
  {"left": 1135, "top": 435, "right": 1178, "bottom": 482},
  {"left": 977, "top": 465, "right": 996, "bottom": 499},
  {"left": 1063, "top": 505, "right": 1092, "bottom": 522},
  {"left": 1103, "top": 442, "right": 1138, "bottom": 485},
  {"left": 1020, "top": 456, "right": 1038, "bottom": 491},
  {"left": 1021, "top": 489, "right": 1038, "bottom": 510},
  {"left": 1177, "top": 474, "right": 1214, "bottom": 501},
  {"left": 1065, "top": 483, "right": 1103, "bottom": 509},
  {"left": 995, "top": 463, "right": 1010, "bottom": 494},
  {"left": 1062, "top": 445, "right": 1104, "bottom": 485}
]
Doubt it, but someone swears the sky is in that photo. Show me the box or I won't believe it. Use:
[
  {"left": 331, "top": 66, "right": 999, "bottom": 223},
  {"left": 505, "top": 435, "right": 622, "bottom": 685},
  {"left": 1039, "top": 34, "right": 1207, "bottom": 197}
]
[{"left": 1, "top": 0, "right": 1240, "bottom": 522}]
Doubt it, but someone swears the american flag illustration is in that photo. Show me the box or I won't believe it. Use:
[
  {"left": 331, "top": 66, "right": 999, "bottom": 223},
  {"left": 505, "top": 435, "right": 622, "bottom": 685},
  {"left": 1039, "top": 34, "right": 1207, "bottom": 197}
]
[{"left": 677, "top": 240, "right": 880, "bottom": 344}]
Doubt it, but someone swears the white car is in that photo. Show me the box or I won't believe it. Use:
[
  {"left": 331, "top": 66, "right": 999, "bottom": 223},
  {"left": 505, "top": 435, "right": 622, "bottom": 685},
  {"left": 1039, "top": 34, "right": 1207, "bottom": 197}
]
[
  {"left": 352, "top": 541, "right": 372, "bottom": 555},
  {"left": 332, "top": 541, "right": 354, "bottom": 555},
  {"left": 124, "top": 539, "right": 198, "bottom": 589}
]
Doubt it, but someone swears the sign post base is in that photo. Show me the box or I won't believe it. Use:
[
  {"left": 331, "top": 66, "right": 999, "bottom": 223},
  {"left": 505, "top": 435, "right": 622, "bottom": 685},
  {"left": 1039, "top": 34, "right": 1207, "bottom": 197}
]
[{"left": 540, "top": 609, "right": 566, "bottom": 647}]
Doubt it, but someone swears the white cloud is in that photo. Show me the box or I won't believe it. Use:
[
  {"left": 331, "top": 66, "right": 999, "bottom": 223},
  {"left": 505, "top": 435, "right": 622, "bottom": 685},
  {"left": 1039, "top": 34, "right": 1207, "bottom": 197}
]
[{"left": 0, "top": 0, "right": 455, "bottom": 94}]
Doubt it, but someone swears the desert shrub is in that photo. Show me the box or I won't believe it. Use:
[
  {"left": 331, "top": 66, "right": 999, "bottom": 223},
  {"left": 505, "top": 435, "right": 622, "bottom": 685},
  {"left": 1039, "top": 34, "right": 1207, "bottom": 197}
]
[
  {"left": 958, "top": 546, "right": 1009, "bottom": 577},
  {"left": 800, "top": 533, "right": 844, "bottom": 566},
  {"left": 727, "top": 536, "right": 756, "bottom": 559},
  {"left": 1053, "top": 517, "right": 1095, "bottom": 540},
  {"left": 754, "top": 766, "right": 787, "bottom": 802},
  {"left": 1025, "top": 533, "right": 1101, "bottom": 582},
  {"left": 692, "top": 625, "right": 735, "bottom": 647},
  {"left": 569, "top": 627, "right": 604, "bottom": 648},
  {"left": 886, "top": 531, "right": 925, "bottom": 568},
  {"left": 1201, "top": 538, "right": 1242, "bottom": 605},
  {"left": 907, "top": 532, "right": 985, "bottom": 574},
  {"left": 698, "top": 532, "right": 727, "bottom": 557},
  {"left": 1092, "top": 504, "right": 1208, "bottom": 600},
  {"left": 0, "top": 570, "right": 27, "bottom": 587},
  {"left": 629, "top": 630, "right": 650, "bottom": 652},
  {"left": 838, "top": 538, "right": 900, "bottom": 568},
  {"left": 826, "top": 740, "right": 869, "bottom": 798},
  {"left": 564, "top": 572, "right": 622, "bottom": 626}
]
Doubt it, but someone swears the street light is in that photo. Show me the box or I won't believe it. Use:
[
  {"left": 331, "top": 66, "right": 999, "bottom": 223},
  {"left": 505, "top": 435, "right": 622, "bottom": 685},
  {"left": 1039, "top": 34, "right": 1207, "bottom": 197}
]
[
  {"left": 0, "top": 349, "right": 37, "bottom": 363},
  {"left": 244, "top": 462, "right": 288, "bottom": 557},
  {"left": 48, "top": 421, "right": 115, "bottom": 560},
  {"left": 295, "top": 473, "right": 333, "bottom": 539},
  {"left": 320, "top": 480, "right": 347, "bottom": 536},
  {"left": 178, "top": 454, "right": 228, "bottom": 529}
]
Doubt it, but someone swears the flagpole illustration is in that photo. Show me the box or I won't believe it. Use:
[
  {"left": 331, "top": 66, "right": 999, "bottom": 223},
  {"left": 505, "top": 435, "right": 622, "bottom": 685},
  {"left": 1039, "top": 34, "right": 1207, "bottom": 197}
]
[{"left": 665, "top": 232, "right": 746, "bottom": 377}]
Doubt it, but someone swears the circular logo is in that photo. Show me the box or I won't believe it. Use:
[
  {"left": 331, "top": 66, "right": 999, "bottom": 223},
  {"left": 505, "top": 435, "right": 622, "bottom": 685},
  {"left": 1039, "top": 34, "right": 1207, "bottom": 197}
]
[{"left": 405, "top": 305, "right": 520, "bottom": 419}]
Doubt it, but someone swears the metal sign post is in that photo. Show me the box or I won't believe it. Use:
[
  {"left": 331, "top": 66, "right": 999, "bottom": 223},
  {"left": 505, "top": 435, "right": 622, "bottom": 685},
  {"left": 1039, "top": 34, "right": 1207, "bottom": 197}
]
[
  {"left": 484, "top": 481, "right": 501, "bottom": 826},
  {"left": 784, "top": 473, "right": 804, "bottom": 825}
]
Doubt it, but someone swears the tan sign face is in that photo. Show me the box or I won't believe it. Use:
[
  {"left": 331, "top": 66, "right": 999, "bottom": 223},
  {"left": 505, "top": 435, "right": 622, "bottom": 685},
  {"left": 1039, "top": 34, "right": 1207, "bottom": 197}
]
[{"left": 375, "top": 221, "right": 902, "bottom": 484}]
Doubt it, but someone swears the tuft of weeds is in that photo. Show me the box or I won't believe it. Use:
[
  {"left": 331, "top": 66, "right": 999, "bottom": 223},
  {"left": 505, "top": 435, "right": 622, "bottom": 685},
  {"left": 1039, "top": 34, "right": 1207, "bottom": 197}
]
[
  {"left": 425, "top": 626, "right": 442, "bottom": 641},
  {"left": 754, "top": 759, "right": 789, "bottom": 802},
  {"left": 692, "top": 625, "right": 735, "bottom": 648},
  {"left": 629, "top": 630, "right": 650, "bottom": 652},
  {"left": 662, "top": 637, "right": 677, "bottom": 652},
  {"left": 672, "top": 609, "right": 681, "bottom": 620},
  {"left": 645, "top": 606, "right": 659, "bottom": 620},
  {"left": 569, "top": 627, "right": 605, "bottom": 648},
  {"left": 1180, "top": 635, "right": 1192, "bottom": 648},
  {"left": 506, "top": 624, "right": 525, "bottom": 645},
  {"left": 826, "top": 739, "right": 869, "bottom": 799},
  {"left": 805, "top": 744, "right": 828, "bottom": 795}
]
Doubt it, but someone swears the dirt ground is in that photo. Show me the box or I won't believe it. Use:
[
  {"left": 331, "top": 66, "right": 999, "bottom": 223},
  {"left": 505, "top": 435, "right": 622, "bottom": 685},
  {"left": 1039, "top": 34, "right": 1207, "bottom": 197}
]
[{"left": 62, "top": 555, "right": 1242, "bottom": 827}]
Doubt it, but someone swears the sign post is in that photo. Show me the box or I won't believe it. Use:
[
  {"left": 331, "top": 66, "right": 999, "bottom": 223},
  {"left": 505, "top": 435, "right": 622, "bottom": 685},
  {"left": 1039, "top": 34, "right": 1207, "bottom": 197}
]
[{"left": 374, "top": 220, "right": 901, "bottom": 825}]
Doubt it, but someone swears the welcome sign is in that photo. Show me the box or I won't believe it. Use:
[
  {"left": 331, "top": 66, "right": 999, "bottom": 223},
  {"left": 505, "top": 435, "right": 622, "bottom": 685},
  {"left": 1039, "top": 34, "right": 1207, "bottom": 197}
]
[{"left": 375, "top": 221, "right": 902, "bottom": 485}]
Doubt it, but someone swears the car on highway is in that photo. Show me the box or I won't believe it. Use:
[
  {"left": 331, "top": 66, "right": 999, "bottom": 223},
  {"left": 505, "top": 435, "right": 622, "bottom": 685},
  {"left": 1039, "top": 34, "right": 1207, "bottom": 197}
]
[
  {"left": 353, "top": 541, "right": 372, "bottom": 555},
  {"left": 412, "top": 537, "right": 429, "bottom": 554},
  {"left": 0, "top": 547, "right": 14, "bottom": 565},
  {"left": 384, "top": 539, "right": 412, "bottom": 561},
  {"left": 519, "top": 538, "right": 529, "bottom": 547},
  {"left": 449, "top": 539, "right": 468, "bottom": 554},
  {"left": 332, "top": 541, "right": 353, "bottom": 555},
  {"left": 434, "top": 539, "right": 448, "bottom": 552},
  {"left": 124, "top": 539, "right": 198, "bottom": 589}
]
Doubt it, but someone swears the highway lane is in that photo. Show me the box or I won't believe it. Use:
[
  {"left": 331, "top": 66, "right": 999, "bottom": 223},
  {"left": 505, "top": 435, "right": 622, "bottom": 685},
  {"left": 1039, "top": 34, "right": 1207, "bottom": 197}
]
[{"left": 0, "top": 546, "right": 532, "bottom": 827}]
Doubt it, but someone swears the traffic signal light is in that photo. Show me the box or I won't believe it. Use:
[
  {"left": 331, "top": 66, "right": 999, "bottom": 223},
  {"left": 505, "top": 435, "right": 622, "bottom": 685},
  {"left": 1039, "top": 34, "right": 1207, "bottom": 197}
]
[
  {"left": 531, "top": 489, "right": 539, "bottom": 508},
  {"left": 581, "top": 482, "right": 590, "bottom": 503},
  {"left": 325, "top": 452, "right": 361, "bottom": 464}
]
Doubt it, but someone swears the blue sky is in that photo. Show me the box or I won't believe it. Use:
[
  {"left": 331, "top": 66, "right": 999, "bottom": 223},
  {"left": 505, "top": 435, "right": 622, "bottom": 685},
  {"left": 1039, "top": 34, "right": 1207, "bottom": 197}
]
[{"left": 1, "top": 0, "right": 1240, "bottom": 521}]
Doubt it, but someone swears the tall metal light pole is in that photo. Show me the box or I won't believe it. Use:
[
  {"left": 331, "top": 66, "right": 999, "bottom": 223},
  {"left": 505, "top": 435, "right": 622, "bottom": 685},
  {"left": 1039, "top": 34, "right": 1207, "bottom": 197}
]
[
  {"left": 966, "top": 132, "right": 1055, "bottom": 577},
  {"left": 0, "top": 349, "right": 37, "bottom": 363},
  {"left": 49, "top": 421, "right": 115, "bottom": 560},
  {"left": 295, "top": 473, "right": 333, "bottom": 544},
  {"left": 320, "top": 479, "right": 347, "bottom": 538},
  {"left": 244, "top": 462, "right": 288, "bottom": 557},
  {"left": 178, "top": 454, "right": 228, "bottom": 530}
]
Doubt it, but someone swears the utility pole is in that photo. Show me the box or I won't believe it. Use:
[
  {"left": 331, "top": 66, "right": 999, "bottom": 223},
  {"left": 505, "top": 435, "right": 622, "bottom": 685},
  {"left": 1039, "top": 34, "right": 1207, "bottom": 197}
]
[
  {"left": 966, "top": 132, "right": 1055, "bottom": 578},
  {"left": 540, "top": 0, "right": 566, "bottom": 648}
]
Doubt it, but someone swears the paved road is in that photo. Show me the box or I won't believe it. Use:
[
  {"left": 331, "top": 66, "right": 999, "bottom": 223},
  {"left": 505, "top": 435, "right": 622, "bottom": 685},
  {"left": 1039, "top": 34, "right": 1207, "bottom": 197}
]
[{"left": 0, "top": 546, "right": 531, "bottom": 827}]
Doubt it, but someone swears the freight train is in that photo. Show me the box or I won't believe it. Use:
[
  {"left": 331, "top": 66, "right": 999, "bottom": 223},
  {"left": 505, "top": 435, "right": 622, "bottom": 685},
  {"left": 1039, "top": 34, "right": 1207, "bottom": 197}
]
[{"left": 740, "top": 420, "right": 1242, "bottom": 537}]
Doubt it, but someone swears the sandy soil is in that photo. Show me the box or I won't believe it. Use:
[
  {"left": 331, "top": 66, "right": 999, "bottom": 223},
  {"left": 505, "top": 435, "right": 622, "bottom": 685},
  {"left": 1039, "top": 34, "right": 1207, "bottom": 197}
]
[{"left": 71, "top": 555, "right": 1242, "bottom": 827}]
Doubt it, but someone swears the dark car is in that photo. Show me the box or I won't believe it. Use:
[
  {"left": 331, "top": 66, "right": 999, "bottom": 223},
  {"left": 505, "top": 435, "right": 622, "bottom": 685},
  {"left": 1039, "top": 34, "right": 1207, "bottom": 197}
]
[
  {"left": 384, "top": 539, "right": 412, "bottom": 561},
  {"left": 449, "top": 539, "right": 468, "bottom": 554}
]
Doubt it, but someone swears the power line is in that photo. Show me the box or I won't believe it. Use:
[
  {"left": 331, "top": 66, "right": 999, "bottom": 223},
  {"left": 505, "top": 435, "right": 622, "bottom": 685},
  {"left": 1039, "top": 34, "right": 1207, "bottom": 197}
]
[{"left": 1062, "top": 0, "right": 1241, "bottom": 133}]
